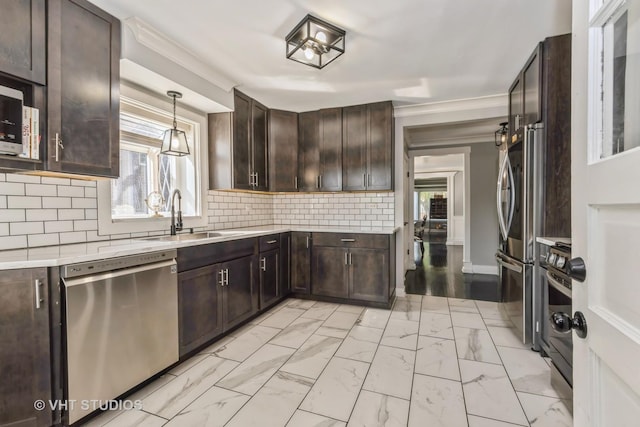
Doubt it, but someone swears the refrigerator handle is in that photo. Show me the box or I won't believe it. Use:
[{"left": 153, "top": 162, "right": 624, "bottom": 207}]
[
  {"left": 505, "top": 154, "right": 516, "bottom": 238},
  {"left": 496, "top": 153, "right": 510, "bottom": 240}
]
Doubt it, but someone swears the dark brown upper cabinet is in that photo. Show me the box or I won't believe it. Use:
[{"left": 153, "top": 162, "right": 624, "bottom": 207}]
[
  {"left": 268, "top": 109, "right": 298, "bottom": 192},
  {"left": 298, "top": 108, "right": 342, "bottom": 192},
  {"left": 0, "top": 0, "right": 46, "bottom": 84},
  {"left": 209, "top": 90, "right": 268, "bottom": 191},
  {"left": 342, "top": 101, "right": 393, "bottom": 191},
  {"left": 47, "top": 0, "right": 121, "bottom": 178}
]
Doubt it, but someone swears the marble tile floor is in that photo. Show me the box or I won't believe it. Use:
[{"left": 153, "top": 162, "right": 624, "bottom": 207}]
[{"left": 83, "top": 294, "right": 572, "bottom": 427}]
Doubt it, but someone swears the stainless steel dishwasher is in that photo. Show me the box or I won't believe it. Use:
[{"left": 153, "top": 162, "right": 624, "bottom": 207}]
[{"left": 61, "top": 250, "right": 179, "bottom": 424}]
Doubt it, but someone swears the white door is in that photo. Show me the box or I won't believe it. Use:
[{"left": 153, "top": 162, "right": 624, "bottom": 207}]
[{"left": 573, "top": 0, "right": 640, "bottom": 425}]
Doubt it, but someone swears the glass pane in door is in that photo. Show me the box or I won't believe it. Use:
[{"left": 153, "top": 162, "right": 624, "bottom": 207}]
[{"left": 600, "top": 2, "right": 640, "bottom": 158}]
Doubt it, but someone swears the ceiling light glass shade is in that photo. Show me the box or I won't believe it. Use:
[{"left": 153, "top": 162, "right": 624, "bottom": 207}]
[
  {"left": 161, "top": 91, "right": 190, "bottom": 156},
  {"left": 286, "top": 14, "right": 345, "bottom": 69}
]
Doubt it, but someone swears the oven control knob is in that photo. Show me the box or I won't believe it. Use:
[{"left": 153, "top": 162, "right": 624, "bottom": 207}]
[
  {"left": 550, "top": 311, "right": 588, "bottom": 339},
  {"left": 556, "top": 256, "right": 566, "bottom": 269},
  {"left": 548, "top": 253, "right": 557, "bottom": 265}
]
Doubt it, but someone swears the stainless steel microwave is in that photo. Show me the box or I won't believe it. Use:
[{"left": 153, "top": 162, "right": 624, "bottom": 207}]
[{"left": 0, "top": 85, "right": 24, "bottom": 155}]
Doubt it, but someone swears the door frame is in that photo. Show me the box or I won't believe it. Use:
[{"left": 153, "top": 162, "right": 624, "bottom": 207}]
[{"left": 406, "top": 147, "right": 471, "bottom": 270}]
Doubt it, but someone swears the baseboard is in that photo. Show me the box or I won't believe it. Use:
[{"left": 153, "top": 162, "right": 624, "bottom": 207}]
[
  {"left": 462, "top": 262, "right": 498, "bottom": 275},
  {"left": 446, "top": 239, "right": 464, "bottom": 246}
]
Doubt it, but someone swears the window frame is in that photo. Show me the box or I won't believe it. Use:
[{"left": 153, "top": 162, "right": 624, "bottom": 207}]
[{"left": 97, "top": 83, "right": 209, "bottom": 236}]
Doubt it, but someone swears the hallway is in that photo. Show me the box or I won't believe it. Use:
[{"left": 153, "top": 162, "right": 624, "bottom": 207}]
[{"left": 404, "top": 234, "right": 500, "bottom": 302}]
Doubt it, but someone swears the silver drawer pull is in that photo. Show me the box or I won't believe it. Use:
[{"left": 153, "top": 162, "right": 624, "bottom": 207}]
[
  {"left": 340, "top": 238, "right": 355, "bottom": 242},
  {"left": 260, "top": 257, "right": 266, "bottom": 271},
  {"left": 266, "top": 240, "right": 277, "bottom": 244},
  {"left": 344, "top": 252, "right": 348, "bottom": 265},
  {"left": 34, "top": 279, "right": 43, "bottom": 309}
]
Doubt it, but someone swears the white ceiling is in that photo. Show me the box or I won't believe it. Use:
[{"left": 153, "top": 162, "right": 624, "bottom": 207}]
[{"left": 90, "top": 0, "right": 572, "bottom": 113}]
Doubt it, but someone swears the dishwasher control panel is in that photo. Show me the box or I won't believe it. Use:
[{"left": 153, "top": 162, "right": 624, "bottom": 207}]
[{"left": 61, "top": 250, "right": 177, "bottom": 278}]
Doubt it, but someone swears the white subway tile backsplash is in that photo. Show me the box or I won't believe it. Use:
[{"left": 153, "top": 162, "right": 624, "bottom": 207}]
[
  {"left": 0, "top": 209, "right": 26, "bottom": 222},
  {"left": 10, "top": 222, "right": 44, "bottom": 235},
  {"left": 71, "top": 179, "right": 96, "bottom": 187},
  {"left": 72, "top": 197, "right": 97, "bottom": 209},
  {"left": 28, "top": 233, "right": 60, "bottom": 247},
  {"left": 85, "top": 187, "right": 97, "bottom": 198},
  {"left": 0, "top": 196, "right": 6, "bottom": 209},
  {"left": 42, "top": 177, "right": 71, "bottom": 185},
  {"left": 45, "top": 221, "right": 74, "bottom": 233},
  {"left": 58, "top": 186, "right": 85, "bottom": 197},
  {"left": 59, "top": 231, "right": 87, "bottom": 245},
  {"left": 0, "top": 223, "right": 8, "bottom": 236},
  {"left": 25, "top": 184, "right": 57, "bottom": 197},
  {"left": 42, "top": 197, "right": 70, "bottom": 209},
  {"left": 26, "top": 209, "right": 57, "bottom": 222},
  {"left": 74, "top": 220, "right": 97, "bottom": 231},
  {"left": 0, "top": 182, "right": 25, "bottom": 195},
  {"left": 85, "top": 209, "right": 97, "bottom": 220},
  {"left": 0, "top": 235, "right": 27, "bottom": 250},
  {"left": 58, "top": 209, "right": 85, "bottom": 220},
  {"left": 6, "top": 174, "right": 41, "bottom": 183}
]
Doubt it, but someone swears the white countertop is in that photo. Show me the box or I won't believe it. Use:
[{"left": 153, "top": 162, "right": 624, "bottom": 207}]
[
  {"left": 536, "top": 236, "right": 572, "bottom": 247},
  {"left": 0, "top": 225, "right": 400, "bottom": 269}
]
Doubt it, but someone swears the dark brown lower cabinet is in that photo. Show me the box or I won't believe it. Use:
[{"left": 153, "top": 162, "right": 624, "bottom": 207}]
[
  {"left": 222, "top": 255, "right": 258, "bottom": 330},
  {"left": 291, "top": 232, "right": 311, "bottom": 294},
  {"left": 310, "top": 233, "right": 394, "bottom": 306},
  {"left": 0, "top": 268, "right": 52, "bottom": 427},
  {"left": 259, "top": 249, "right": 279, "bottom": 309},
  {"left": 280, "top": 233, "right": 291, "bottom": 297},
  {"left": 311, "top": 246, "right": 349, "bottom": 298},
  {"left": 178, "top": 265, "right": 223, "bottom": 356},
  {"left": 348, "top": 248, "right": 390, "bottom": 303}
]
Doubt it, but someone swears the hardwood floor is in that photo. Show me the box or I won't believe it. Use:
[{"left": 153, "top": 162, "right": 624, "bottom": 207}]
[{"left": 405, "top": 233, "right": 501, "bottom": 302}]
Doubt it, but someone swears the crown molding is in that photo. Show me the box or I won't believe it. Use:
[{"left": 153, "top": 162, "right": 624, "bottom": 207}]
[
  {"left": 394, "top": 94, "right": 508, "bottom": 119},
  {"left": 125, "top": 17, "right": 237, "bottom": 92}
]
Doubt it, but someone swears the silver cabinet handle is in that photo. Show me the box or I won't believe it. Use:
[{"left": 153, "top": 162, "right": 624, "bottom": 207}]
[
  {"left": 225, "top": 269, "right": 229, "bottom": 286},
  {"left": 53, "top": 133, "right": 64, "bottom": 162},
  {"left": 305, "top": 235, "right": 310, "bottom": 249},
  {"left": 340, "top": 238, "right": 355, "bottom": 242},
  {"left": 249, "top": 173, "right": 254, "bottom": 186},
  {"left": 255, "top": 173, "right": 259, "bottom": 187},
  {"left": 316, "top": 176, "right": 320, "bottom": 189},
  {"left": 219, "top": 270, "right": 225, "bottom": 286},
  {"left": 260, "top": 257, "right": 266, "bottom": 271},
  {"left": 267, "top": 240, "right": 277, "bottom": 244},
  {"left": 344, "top": 252, "right": 348, "bottom": 265},
  {"left": 364, "top": 173, "right": 367, "bottom": 188},
  {"left": 319, "top": 175, "right": 322, "bottom": 188},
  {"left": 34, "top": 279, "right": 43, "bottom": 309},
  {"left": 348, "top": 252, "right": 352, "bottom": 265},
  {"left": 294, "top": 176, "right": 298, "bottom": 189}
]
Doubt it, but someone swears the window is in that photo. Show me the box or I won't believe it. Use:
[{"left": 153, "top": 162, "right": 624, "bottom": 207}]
[
  {"left": 591, "top": 0, "right": 640, "bottom": 159},
  {"left": 111, "top": 97, "right": 200, "bottom": 220}
]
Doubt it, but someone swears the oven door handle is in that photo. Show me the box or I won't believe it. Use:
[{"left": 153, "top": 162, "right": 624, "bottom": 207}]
[
  {"left": 546, "top": 270, "right": 572, "bottom": 298},
  {"left": 496, "top": 254, "right": 523, "bottom": 273}
]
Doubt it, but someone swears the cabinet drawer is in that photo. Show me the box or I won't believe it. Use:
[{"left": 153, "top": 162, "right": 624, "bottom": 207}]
[
  {"left": 259, "top": 234, "right": 281, "bottom": 252},
  {"left": 177, "top": 238, "right": 255, "bottom": 272},
  {"left": 311, "top": 233, "right": 389, "bottom": 249}
]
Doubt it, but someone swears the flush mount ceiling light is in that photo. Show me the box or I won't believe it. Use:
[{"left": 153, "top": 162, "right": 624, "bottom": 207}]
[
  {"left": 161, "top": 90, "right": 190, "bottom": 156},
  {"left": 285, "top": 14, "right": 345, "bottom": 69},
  {"left": 495, "top": 122, "right": 508, "bottom": 147}
]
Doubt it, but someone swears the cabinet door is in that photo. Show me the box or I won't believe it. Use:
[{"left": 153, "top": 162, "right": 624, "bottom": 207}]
[
  {"left": 47, "top": 0, "right": 120, "bottom": 177},
  {"left": 252, "top": 100, "right": 268, "bottom": 191},
  {"left": 298, "top": 111, "right": 320, "bottom": 191},
  {"left": 312, "top": 246, "right": 349, "bottom": 298},
  {"left": 259, "top": 249, "right": 279, "bottom": 309},
  {"left": 291, "top": 232, "right": 311, "bottom": 294},
  {"left": 349, "top": 248, "right": 389, "bottom": 303},
  {"left": 523, "top": 44, "right": 542, "bottom": 128},
  {"left": 0, "top": 0, "right": 45, "bottom": 84},
  {"left": 280, "top": 233, "right": 291, "bottom": 296},
  {"left": 319, "top": 107, "right": 342, "bottom": 191},
  {"left": 223, "top": 255, "right": 258, "bottom": 330},
  {"left": 269, "top": 110, "right": 299, "bottom": 191},
  {"left": 367, "top": 102, "right": 394, "bottom": 191},
  {"left": 177, "top": 265, "right": 223, "bottom": 357},
  {"left": 342, "top": 105, "right": 368, "bottom": 191},
  {"left": 0, "top": 268, "right": 51, "bottom": 427},
  {"left": 508, "top": 75, "right": 524, "bottom": 144},
  {"left": 233, "top": 91, "right": 252, "bottom": 190}
]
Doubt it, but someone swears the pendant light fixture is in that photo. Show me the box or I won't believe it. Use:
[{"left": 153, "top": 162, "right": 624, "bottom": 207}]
[
  {"left": 495, "top": 122, "right": 508, "bottom": 147},
  {"left": 161, "top": 90, "right": 190, "bottom": 156},
  {"left": 286, "top": 14, "right": 345, "bottom": 69}
]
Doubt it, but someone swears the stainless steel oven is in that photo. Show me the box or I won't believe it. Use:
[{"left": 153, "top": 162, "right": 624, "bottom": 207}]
[{"left": 542, "top": 243, "right": 573, "bottom": 387}]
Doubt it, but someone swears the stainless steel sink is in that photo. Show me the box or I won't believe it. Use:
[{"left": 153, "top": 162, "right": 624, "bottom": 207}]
[{"left": 143, "top": 231, "right": 224, "bottom": 242}]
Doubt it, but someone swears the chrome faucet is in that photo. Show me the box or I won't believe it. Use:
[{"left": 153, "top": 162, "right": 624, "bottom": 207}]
[{"left": 170, "top": 189, "right": 183, "bottom": 235}]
